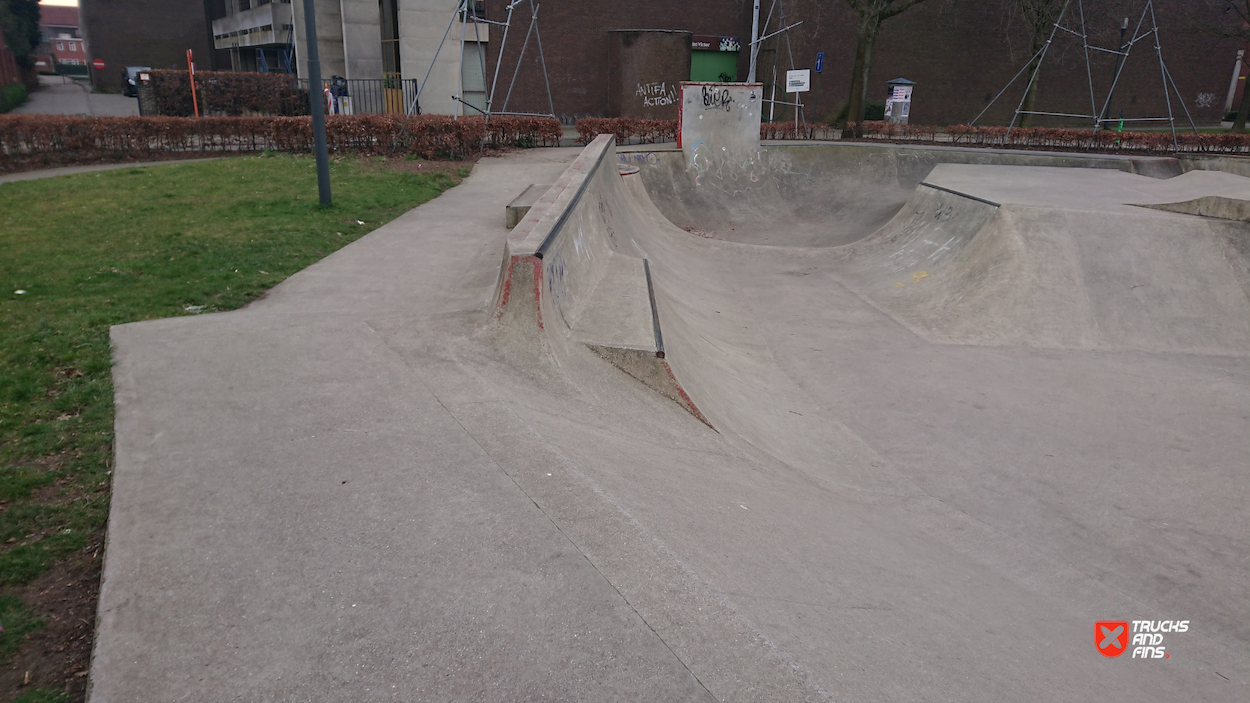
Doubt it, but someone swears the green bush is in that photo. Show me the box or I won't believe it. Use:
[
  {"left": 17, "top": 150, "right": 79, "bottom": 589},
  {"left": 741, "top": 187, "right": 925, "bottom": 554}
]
[{"left": 0, "top": 83, "right": 28, "bottom": 113}]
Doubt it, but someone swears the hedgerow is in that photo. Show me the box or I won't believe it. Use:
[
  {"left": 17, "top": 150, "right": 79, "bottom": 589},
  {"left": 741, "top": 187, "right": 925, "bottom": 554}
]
[{"left": 0, "top": 114, "right": 563, "bottom": 172}]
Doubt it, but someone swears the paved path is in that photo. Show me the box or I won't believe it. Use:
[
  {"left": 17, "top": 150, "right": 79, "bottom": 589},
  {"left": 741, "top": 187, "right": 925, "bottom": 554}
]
[
  {"left": 0, "top": 158, "right": 229, "bottom": 185},
  {"left": 92, "top": 143, "right": 1249, "bottom": 702},
  {"left": 13, "top": 73, "right": 138, "bottom": 116}
]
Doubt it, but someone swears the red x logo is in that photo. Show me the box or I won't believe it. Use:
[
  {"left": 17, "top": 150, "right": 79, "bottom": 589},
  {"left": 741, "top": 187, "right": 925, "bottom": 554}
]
[{"left": 1096, "top": 621, "right": 1129, "bottom": 658}]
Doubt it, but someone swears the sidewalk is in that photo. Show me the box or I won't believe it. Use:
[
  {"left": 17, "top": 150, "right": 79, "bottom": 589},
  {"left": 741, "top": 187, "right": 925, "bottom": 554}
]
[{"left": 12, "top": 73, "right": 138, "bottom": 117}]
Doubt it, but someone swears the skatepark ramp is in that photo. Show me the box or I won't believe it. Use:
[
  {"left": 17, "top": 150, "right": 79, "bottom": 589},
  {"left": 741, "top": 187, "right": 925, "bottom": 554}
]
[{"left": 493, "top": 137, "right": 1250, "bottom": 435}]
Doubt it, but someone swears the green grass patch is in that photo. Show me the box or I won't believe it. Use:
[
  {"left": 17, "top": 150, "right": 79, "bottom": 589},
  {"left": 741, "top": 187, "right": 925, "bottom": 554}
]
[
  {"left": 10, "top": 688, "right": 69, "bottom": 703},
  {"left": 0, "top": 154, "right": 465, "bottom": 596},
  {"left": 0, "top": 593, "right": 43, "bottom": 663}
]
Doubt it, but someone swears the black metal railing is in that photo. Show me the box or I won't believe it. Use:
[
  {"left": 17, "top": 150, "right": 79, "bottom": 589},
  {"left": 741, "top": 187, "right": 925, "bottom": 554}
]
[
  {"left": 137, "top": 72, "right": 420, "bottom": 117},
  {"left": 322, "top": 77, "right": 419, "bottom": 116}
]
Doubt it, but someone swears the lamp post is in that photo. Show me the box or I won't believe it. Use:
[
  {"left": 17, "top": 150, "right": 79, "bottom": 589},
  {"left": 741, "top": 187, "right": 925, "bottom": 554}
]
[{"left": 303, "top": 0, "right": 332, "bottom": 205}]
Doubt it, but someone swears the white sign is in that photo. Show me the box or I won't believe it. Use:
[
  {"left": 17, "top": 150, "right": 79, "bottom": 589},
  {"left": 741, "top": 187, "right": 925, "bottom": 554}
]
[{"left": 786, "top": 69, "right": 811, "bottom": 93}]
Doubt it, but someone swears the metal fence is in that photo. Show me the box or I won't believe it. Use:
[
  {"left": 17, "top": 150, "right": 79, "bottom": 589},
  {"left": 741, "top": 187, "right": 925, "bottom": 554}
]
[
  {"left": 136, "top": 71, "right": 420, "bottom": 117},
  {"left": 322, "top": 78, "right": 419, "bottom": 116}
]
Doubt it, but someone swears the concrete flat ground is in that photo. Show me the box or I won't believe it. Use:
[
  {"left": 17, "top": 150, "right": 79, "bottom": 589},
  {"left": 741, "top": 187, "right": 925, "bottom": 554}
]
[
  {"left": 92, "top": 143, "right": 1248, "bottom": 701},
  {"left": 13, "top": 74, "right": 138, "bottom": 117}
]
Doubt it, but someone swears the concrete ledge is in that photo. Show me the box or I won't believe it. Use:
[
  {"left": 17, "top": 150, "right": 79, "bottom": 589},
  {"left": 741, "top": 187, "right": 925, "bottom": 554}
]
[{"left": 505, "top": 183, "right": 551, "bottom": 229}]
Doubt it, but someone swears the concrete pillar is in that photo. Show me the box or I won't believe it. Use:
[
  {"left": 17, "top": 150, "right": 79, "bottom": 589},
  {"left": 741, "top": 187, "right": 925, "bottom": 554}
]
[
  {"left": 400, "top": 1, "right": 486, "bottom": 116},
  {"left": 293, "top": 0, "right": 346, "bottom": 80},
  {"left": 340, "top": 0, "right": 383, "bottom": 80}
]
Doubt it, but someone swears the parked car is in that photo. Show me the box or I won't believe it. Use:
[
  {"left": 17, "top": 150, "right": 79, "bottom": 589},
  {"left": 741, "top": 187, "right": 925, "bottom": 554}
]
[{"left": 122, "top": 66, "right": 151, "bottom": 97}]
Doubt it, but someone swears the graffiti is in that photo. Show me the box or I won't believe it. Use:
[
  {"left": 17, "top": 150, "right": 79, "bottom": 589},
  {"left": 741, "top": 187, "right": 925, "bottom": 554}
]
[
  {"left": 637, "top": 82, "right": 677, "bottom": 108},
  {"left": 1196, "top": 92, "right": 1216, "bottom": 109},
  {"left": 686, "top": 141, "right": 799, "bottom": 192},
  {"left": 617, "top": 152, "right": 661, "bottom": 166},
  {"left": 701, "top": 85, "right": 733, "bottom": 112}
]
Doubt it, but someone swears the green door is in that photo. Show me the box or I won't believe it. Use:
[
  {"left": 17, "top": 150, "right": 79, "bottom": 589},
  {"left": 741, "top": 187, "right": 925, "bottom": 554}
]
[{"left": 691, "top": 50, "right": 738, "bottom": 82}]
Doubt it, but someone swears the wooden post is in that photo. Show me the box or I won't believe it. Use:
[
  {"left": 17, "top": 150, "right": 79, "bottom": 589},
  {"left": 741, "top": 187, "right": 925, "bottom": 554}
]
[{"left": 187, "top": 49, "right": 199, "bottom": 118}]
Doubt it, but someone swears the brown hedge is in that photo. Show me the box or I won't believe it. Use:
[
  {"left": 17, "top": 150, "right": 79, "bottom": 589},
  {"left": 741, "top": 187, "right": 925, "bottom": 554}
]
[
  {"left": 575, "top": 117, "right": 677, "bottom": 145},
  {"left": 0, "top": 114, "right": 564, "bottom": 173},
  {"left": 142, "top": 69, "right": 311, "bottom": 117}
]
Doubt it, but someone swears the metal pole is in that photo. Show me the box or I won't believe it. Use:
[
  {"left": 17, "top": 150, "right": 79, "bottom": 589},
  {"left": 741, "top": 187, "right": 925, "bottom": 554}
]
[
  {"left": 1078, "top": 1, "right": 1098, "bottom": 128},
  {"left": 302, "top": 0, "right": 331, "bottom": 205},
  {"left": 501, "top": 10, "right": 536, "bottom": 114},
  {"left": 748, "top": 0, "right": 761, "bottom": 82},
  {"left": 457, "top": 1, "right": 468, "bottom": 119},
  {"left": 1146, "top": 1, "right": 1178, "bottom": 149},
  {"left": 1162, "top": 61, "right": 1199, "bottom": 134},
  {"left": 530, "top": 3, "right": 556, "bottom": 117},
  {"left": 411, "top": 2, "right": 461, "bottom": 116},
  {"left": 1094, "top": 6, "right": 1147, "bottom": 135},
  {"left": 487, "top": 2, "right": 519, "bottom": 114},
  {"left": 1006, "top": 0, "right": 1071, "bottom": 140},
  {"left": 1098, "top": 17, "right": 1128, "bottom": 131}
]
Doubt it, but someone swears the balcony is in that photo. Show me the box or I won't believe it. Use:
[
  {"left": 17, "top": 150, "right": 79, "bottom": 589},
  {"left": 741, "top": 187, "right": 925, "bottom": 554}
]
[{"left": 213, "top": 2, "right": 293, "bottom": 50}]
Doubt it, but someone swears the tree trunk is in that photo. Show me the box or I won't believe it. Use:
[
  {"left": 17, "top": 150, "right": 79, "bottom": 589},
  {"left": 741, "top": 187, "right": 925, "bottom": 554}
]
[
  {"left": 844, "top": 15, "right": 880, "bottom": 135},
  {"left": 1235, "top": 78, "right": 1250, "bottom": 133}
]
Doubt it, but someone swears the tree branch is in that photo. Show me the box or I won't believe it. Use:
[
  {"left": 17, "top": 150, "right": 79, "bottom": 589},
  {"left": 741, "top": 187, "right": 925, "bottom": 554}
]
[{"left": 883, "top": 0, "right": 930, "bottom": 20}]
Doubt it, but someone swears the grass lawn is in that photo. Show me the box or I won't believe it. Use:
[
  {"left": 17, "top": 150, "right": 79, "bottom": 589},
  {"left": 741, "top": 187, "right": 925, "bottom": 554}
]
[{"left": 0, "top": 153, "right": 469, "bottom": 701}]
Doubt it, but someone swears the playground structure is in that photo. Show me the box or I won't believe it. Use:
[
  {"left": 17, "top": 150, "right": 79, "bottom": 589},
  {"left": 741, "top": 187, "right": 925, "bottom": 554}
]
[
  {"left": 411, "top": 0, "right": 555, "bottom": 120},
  {"left": 973, "top": 0, "right": 1197, "bottom": 145}
]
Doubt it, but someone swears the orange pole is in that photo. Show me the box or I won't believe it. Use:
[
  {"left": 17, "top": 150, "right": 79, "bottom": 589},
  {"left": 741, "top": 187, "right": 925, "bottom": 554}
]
[{"left": 187, "top": 49, "right": 199, "bottom": 118}]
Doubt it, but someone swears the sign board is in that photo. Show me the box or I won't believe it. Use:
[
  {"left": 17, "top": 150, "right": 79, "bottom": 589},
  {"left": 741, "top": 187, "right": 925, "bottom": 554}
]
[
  {"left": 139, "top": 72, "right": 150, "bottom": 82},
  {"left": 815, "top": 52, "right": 825, "bottom": 73},
  {"left": 91, "top": 58, "right": 104, "bottom": 70},
  {"left": 692, "top": 36, "right": 741, "bottom": 52},
  {"left": 786, "top": 69, "right": 810, "bottom": 93}
]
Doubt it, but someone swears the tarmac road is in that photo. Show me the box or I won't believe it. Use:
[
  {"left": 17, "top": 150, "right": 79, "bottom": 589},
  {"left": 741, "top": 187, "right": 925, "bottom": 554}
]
[{"left": 12, "top": 73, "right": 138, "bottom": 117}]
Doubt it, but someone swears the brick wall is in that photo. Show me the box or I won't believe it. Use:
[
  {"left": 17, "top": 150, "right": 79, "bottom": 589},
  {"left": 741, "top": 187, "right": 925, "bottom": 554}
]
[
  {"left": 483, "top": 0, "right": 1238, "bottom": 126},
  {"left": 80, "top": 0, "right": 228, "bottom": 92},
  {"left": 608, "top": 30, "right": 691, "bottom": 120},
  {"left": 483, "top": 0, "right": 751, "bottom": 122}
]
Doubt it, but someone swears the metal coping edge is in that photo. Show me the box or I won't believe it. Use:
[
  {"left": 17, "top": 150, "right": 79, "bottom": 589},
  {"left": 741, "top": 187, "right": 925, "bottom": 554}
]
[
  {"left": 535, "top": 139, "right": 614, "bottom": 259},
  {"left": 643, "top": 259, "right": 665, "bottom": 359},
  {"left": 919, "top": 182, "right": 1001, "bottom": 208}
]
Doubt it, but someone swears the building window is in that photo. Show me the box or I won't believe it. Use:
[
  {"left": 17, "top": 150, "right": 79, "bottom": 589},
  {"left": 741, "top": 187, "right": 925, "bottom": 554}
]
[
  {"left": 56, "top": 42, "right": 63, "bottom": 51},
  {"left": 69, "top": 42, "right": 76, "bottom": 51}
]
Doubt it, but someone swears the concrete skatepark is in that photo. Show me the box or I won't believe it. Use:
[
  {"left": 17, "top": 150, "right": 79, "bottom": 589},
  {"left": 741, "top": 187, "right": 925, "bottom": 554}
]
[{"left": 90, "top": 112, "right": 1248, "bottom": 699}]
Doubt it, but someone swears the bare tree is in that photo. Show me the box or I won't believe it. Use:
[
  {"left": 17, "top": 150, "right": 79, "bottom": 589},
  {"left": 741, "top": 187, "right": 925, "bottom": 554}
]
[
  {"left": 840, "top": 0, "right": 930, "bottom": 132},
  {"left": 1209, "top": 0, "right": 1250, "bottom": 131},
  {"left": 1007, "top": 0, "right": 1066, "bottom": 127}
]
